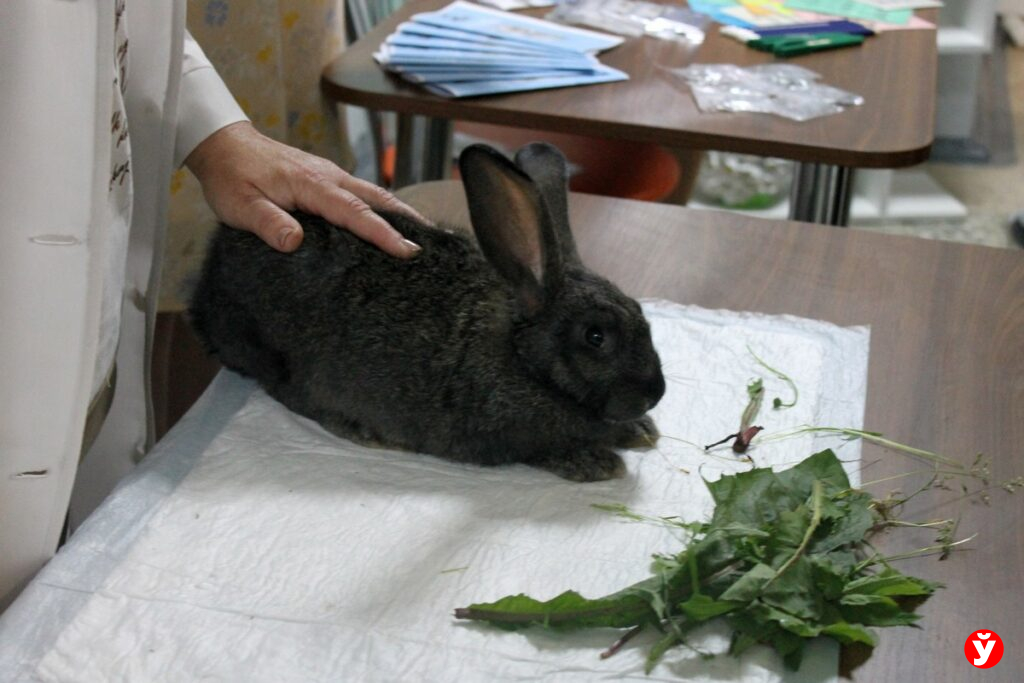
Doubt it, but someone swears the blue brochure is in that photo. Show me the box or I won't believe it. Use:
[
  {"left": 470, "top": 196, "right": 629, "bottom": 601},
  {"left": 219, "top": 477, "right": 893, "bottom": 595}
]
[
  {"left": 374, "top": 0, "right": 628, "bottom": 99},
  {"left": 389, "top": 62, "right": 600, "bottom": 75},
  {"left": 377, "top": 45, "right": 598, "bottom": 68},
  {"left": 380, "top": 52, "right": 598, "bottom": 72},
  {"left": 385, "top": 34, "right": 559, "bottom": 56},
  {"left": 409, "top": 1, "right": 623, "bottom": 54},
  {"left": 401, "top": 68, "right": 599, "bottom": 84},
  {"left": 393, "top": 21, "right": 568, "bottom": 54},
  {"left": 423, "top": 66, "right": 628, "bottom": 98}
]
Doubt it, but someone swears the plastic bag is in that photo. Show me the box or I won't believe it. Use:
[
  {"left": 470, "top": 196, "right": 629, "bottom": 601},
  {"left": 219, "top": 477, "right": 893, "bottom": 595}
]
[
  {"left": 695, "top": 152, "right": 792, "bottom": 209},
  {"left": 672, "top": 63, "right": 864, "bottom": 121}
]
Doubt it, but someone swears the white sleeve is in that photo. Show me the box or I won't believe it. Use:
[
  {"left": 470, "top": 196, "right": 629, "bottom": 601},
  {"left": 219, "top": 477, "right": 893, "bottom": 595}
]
[
  {"left": 173, "top": 31, "right": 249, "bottom": 167},
  {"left": 0, "top": 0, "right": 110, "bottom": 603}
]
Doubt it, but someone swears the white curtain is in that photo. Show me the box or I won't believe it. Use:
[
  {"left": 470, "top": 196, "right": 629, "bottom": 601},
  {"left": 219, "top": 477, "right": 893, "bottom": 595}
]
[{"left": 162, "top": 0, "right": 352, "bottom": 312}]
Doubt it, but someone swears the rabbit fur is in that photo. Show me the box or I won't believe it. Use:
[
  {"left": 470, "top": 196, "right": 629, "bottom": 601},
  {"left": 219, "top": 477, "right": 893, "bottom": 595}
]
[{"left": 189, "top": 143, "right": 665, "bottom": 482}]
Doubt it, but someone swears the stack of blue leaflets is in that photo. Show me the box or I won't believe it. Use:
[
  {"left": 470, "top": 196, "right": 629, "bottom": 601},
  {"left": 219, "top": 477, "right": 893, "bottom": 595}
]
[{"left": 374, "top": 1, "right": 627, "bottom": 98}]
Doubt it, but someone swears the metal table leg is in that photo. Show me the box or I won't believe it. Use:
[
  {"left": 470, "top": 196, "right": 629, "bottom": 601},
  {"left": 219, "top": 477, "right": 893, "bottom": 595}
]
[
  {"left": 393, "top": 114, "right": 453, "bottom": 189},
  {"left": 789, "top": 162, "right": 855, "bottom": 226}
]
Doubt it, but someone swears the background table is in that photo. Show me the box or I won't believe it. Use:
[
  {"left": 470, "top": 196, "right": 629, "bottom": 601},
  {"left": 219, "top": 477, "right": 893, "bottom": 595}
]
[
  {"left": 323, "top": 0, "right": 939, "bottom": 225},
  {"left": 2, "top": 185, "right": 1020, "bottom": 682}
]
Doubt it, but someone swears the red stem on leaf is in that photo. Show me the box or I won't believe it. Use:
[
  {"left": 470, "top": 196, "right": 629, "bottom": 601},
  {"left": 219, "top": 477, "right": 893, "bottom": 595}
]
[
  {"left": 732, "top": 426, "right": 763, "bottom": 454},
  {"left": 600, "top": 624, "right": 644, "bottom": 659}
]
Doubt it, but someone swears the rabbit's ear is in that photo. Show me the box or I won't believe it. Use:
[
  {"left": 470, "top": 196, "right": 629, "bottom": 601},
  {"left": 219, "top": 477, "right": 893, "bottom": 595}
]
[
  {"left": 514, "top": 143, "right": 580, "bottom": 267},
  {"left": 460, "top": 144, "right": 563, "bottom": 317}
]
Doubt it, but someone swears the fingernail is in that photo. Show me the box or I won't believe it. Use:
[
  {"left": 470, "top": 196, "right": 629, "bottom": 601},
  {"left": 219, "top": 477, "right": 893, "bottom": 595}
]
[
  {"left": 402, "top": 238, "right": 422, "bottom": 257},
  {"left": 279, "top": 228, "right": 296, "bottom": 250},
  {"left": 412, "top": 211, "right": 435, "bottom": 227}
]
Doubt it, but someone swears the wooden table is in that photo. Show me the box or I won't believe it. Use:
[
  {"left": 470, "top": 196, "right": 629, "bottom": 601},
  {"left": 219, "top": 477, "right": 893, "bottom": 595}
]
[
  {"left": 399, "top": 180, "right": 1024, "bottom": 682},
  {"left": 323, "top": 0, "right": 939, "bottom": 225}
]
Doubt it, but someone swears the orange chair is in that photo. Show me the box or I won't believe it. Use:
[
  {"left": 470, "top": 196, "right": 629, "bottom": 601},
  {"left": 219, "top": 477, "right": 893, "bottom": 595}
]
[{"left": 379, "top": 123, "right": 683, "bottom": 202}]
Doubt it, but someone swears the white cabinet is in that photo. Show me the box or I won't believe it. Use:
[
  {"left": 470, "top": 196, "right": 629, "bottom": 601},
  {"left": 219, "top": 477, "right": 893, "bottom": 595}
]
[
  {"left": 852, "top": 0, "right": 996, "bottom": 221},
  {"left": 935, "top": 0, "right": 998, "bottom": 139}
]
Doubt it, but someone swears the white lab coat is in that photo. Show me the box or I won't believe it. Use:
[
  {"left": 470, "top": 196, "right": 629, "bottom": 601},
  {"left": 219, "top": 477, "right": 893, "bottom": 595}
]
[{"left": 0, "top": 0, "right": 246, "bottom": 604}]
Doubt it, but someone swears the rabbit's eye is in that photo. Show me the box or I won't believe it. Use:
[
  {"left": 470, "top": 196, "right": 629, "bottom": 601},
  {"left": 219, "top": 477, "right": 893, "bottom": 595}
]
[{"left": 585, "top": 326, "right": 605, "bottom": 348}]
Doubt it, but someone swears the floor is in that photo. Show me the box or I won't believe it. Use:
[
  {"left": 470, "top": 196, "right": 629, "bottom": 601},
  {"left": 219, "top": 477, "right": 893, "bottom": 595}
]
[{"left": 854, "top": 33, "right": 1023, "bottom": 250}]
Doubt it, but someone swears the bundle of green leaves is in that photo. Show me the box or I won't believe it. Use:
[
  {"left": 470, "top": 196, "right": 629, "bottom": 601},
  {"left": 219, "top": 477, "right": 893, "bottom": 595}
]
[{"left": 454, "top": 449, "right": 939, "bottom": 674}]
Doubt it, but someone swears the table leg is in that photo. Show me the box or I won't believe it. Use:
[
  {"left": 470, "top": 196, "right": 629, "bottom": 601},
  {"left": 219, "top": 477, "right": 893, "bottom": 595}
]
[
  {"left": 393, "top": 114, "right": 453, "bottom": 189},
  {"left": 368, "top": 109, "right": 387, "bottom": 187},
  {"left": 393, "top": 113, "right": 418, "bottom": 189},
  {"left": 789, "top": 162, "right": 855, "bottom": 226}
]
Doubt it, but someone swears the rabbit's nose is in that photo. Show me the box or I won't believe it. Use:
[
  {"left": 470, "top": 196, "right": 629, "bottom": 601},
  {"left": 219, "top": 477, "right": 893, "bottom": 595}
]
[{"left": 644, "top": 372, "right": 666, "bottom": 406}]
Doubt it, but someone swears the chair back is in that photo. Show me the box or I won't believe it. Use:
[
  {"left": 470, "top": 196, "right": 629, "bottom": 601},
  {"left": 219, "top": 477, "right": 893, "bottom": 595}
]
[{"left": 346, "top": 0, "right": 406, "bottom": 41}]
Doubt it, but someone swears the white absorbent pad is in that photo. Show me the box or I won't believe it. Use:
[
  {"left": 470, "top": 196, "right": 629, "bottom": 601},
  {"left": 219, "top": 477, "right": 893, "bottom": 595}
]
[{"left": 35, "top": 300, "right": 869, "bottom": 682}]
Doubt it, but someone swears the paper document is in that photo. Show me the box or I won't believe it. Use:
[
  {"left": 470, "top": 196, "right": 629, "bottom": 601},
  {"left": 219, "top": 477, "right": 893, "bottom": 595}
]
[
  {"left": 781, "top": 0, "right": 914, "bottom": 24},
  {"left": 857, "top": 0, "right": 942, "bottom": 9}
]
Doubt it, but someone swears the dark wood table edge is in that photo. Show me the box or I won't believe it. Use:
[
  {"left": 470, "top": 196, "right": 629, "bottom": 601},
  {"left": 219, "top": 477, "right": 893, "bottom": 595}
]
[
  {"left": 321, "top": 76, "right": 934, "bottom": 169},
  {"left": 398, "top": 180, "right": 1024, "bottom": 257}
]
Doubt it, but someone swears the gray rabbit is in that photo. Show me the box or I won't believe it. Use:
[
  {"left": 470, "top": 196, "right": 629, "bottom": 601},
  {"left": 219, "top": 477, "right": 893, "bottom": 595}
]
[{"left": 189, "top": 143, "right": 665, "bottom": 482}]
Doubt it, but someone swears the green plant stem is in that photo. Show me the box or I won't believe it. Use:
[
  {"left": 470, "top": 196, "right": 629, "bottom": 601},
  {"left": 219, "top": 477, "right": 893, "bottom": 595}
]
[
  {"left": 657, "top": 433, "right": 706, "bottom": 451},
  {"left": 875, "top": 535, "right": 978, "bottom": 563},
  {"left": 856, "top": 540, "right": 895, "bottom": 573},
  {"left": 644, "top": 618, "right": 704, "bottom": 674},
  {"left": 764, "top": 480, "right": 823, "bottom": 589},
  {"left": 747, "top": 345, "right": 799, "bottom": 409},
  {"left": 877, "top": 519, "right": 952, "bottom": 530},
  {"left": 917, "top": 485, "right": 1001, "bottom": 509},
  {"left": 884, "top": 474, "right": 940, "bottom": 510},
  {"left": 659, "top": 433, "right": 752, "bottom": 467},
  {"left": 760, "top": 426, "right": 963, "bottom": 469},
  {"left": 741, "top": 381, "right": 764, "bottom": 431},
  {"left": 857, "top": 468, "right": 974, "bottom": 489},
  {"left": 857, "top": 534, "right": 978, "bottom": 569},
  {"left": 646, "top": 630, "right": 682, "bottom": 673}
]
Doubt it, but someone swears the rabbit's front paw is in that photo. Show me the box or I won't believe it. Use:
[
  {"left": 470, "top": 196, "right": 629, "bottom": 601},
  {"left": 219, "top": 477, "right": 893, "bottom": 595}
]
[
  {"left": 611, "top": 415, "right": 660, "bottom": 450},
  {"left": 538, "top": 447, "right": 626, "bottom": 482}
]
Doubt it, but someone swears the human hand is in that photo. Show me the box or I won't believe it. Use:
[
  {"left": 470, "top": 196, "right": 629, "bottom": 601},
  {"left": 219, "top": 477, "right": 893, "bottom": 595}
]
[{"left": 185, "top": 121, "right": 426, "bottom": 257}]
